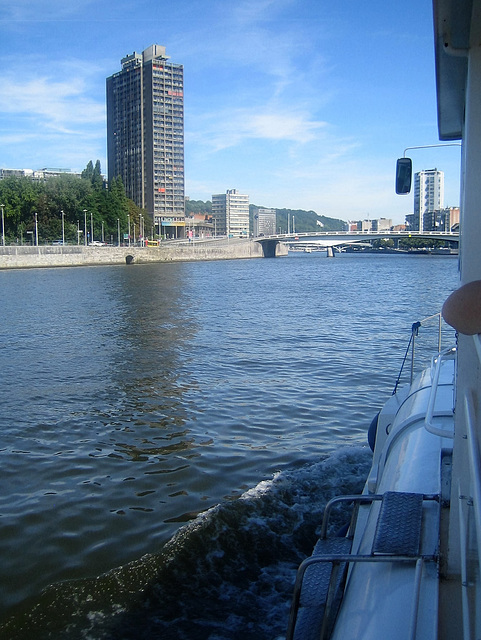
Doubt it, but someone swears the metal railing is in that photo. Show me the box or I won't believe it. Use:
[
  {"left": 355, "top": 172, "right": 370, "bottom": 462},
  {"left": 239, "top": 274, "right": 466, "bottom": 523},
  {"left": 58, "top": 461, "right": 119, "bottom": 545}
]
[
  {"left": 392, "top": 312, "right": 451, "bottom": 394},
  {"left": 424, "top": 346, "right": 456, "bottom": 438}
]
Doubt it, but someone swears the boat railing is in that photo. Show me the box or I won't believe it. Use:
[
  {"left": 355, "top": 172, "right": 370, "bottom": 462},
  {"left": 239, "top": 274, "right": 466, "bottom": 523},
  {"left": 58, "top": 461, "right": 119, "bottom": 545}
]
[
  {"left": 424, "top": 346, "right": 456, "bottom": 438},
  {"left": 464, "top": 387, "right": 481, "bottom": 563},
  {"left": 287, "top": 492, "right": 440, "bottom": 640},
  {"left": 392, "top": 312, "right": 452, "bottom": 395},
  {"left": 464, "top": 334, "right": 481, "bottom": 577},
  {"left": 287, "top": 554, "right": 435, "bottom": 640}
]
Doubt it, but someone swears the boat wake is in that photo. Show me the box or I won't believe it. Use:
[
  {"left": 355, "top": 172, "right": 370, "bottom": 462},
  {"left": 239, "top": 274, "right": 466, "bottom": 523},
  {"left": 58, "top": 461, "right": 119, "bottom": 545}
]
[{"left": 1, "top": 446, "right": 372, "bottom": 640}]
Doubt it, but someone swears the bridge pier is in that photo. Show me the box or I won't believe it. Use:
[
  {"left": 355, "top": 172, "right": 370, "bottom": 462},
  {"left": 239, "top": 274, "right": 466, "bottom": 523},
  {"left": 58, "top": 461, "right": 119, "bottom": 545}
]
[
  {"left": 258, "top": 239, "right": 288, "bottom": 258},
  {"left": 327, "top": 246, "right": 335, "bottom": 258}
]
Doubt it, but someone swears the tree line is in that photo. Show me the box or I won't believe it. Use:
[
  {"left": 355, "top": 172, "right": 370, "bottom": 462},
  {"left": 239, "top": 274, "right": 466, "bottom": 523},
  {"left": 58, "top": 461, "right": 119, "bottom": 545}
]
[{"left": 0, "top": 161, "right": 145, "bottom": 245}]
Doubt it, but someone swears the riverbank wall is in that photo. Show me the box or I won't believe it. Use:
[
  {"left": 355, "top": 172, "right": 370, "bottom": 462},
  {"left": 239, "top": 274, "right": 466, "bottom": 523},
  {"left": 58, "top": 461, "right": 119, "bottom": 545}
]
[{"left": 0, "top": 239, "right": 287, "bottom": 270}]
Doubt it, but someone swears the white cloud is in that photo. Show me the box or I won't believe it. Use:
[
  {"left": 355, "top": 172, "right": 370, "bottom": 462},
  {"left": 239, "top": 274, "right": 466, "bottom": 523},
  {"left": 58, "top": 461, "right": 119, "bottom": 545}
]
[
  {"left": 187, "top": 107, "right": 328, "bottom": 151},
  {"left": 0, "top": 75, "right": 104, "bottom": 133},
  {"left": 245, "top": 112, "right": 326, "bottom": 142}
]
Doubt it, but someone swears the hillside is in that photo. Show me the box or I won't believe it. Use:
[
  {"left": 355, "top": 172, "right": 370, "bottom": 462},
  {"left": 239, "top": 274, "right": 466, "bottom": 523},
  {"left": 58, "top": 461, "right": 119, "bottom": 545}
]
[
  {"left": 260, "top": 206, "right": 346, "bottom": 233},
  {"left": 185, "top": 200, "right": 346, "bottom": 233}
]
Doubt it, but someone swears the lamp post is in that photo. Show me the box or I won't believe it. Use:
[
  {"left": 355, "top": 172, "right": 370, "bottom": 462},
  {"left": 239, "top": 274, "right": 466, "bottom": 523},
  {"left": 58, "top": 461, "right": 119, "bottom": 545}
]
[
  {"left": 117, "top": 218, "right": 120, "bottom": 247},
  {"left": 1, "top": 203, "right": 5, "bottom": 246},
  {"left": 83, "top": 209, "right": 87, "bottom": 246},
  {"left": 128, "top": 214, "right": 131, "bottom": 247},
  {"left": 101, "top": 221, "right": 104, "bottom": 243},
  {"left": 77, "top": 220, "right": 80, "bottom": 246},
  {"left": 61, "top": 210, "right": 65, "bottom": 245},
  {"left": 90, "top": 211, "right": 93, "bottom": 244},
  {"left": 35, "top": 212, "right": 38, "bottom": 246}
]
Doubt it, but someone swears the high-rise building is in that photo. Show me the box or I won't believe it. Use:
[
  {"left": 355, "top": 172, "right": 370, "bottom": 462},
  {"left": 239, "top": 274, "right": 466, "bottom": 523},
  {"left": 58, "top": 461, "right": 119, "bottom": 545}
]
[
  {"left": 413, "top": 169, "right": 444, "bottom": 231},
  {"left": 106, "top": 45, "right": 185, "bottom": 238},
  {"left": 212, "top": 189, "right": 249, "bottom": 237},
  {"left": 253, "top": 208, "right": 276, "bottom": 236}
]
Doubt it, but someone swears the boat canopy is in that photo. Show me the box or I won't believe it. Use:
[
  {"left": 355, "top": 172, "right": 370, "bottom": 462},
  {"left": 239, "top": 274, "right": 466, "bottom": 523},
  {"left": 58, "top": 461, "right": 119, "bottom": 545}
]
[{"left": 434, "top": 0, "right": 473, "bottom": 140}]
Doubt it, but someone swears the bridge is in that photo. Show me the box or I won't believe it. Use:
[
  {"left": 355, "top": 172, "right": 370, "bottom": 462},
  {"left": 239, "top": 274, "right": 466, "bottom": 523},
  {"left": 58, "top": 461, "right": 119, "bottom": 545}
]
[{"left": 254, "top": 230, "right": 459, "bottom": 257}]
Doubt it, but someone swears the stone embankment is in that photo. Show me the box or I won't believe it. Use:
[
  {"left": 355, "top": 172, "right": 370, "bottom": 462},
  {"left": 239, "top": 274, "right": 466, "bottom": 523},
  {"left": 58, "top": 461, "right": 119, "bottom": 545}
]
[{"left": 0, "top": 238, "right": 287, "bottom": 270}]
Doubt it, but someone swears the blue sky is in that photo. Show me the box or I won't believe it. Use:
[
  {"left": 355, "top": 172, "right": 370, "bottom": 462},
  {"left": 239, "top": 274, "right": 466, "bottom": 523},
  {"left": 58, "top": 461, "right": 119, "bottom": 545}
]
[{"left": 0, "top": 0, "right": 462, "bottom": 224}]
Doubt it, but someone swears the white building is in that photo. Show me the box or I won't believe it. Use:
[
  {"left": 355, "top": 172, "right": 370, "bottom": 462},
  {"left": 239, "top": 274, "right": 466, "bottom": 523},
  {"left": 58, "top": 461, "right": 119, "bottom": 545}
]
[
  {"left": 253, "top": 208, "right": 276, "bottom": 236},
  {"left": 413, "top": 169, "right": 444, "bottom": 231},
  {"left": 372, "top": 217, "right": 392, "bottom": 231},
  {"left": 212, "top": 189, "right": 249, "bottom": 237},
  {"left": 0, "top": 168, "right": 81, "bottom": 181}
]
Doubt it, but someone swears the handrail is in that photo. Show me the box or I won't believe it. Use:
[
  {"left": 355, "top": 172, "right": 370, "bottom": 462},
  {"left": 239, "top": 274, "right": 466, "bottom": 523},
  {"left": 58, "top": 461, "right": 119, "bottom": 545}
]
[
  {"left": 424, "top": 347, "right": 456, "bottom": 438},
  {"left": 473, "top": 333, "right": 481, "bottom": 363},
  {"left": 464, "top": 389, "right": 481, "bottom": 570},
  {"left": 320, "top": 494, "right": 383, "bottom": 539},
  {"left": 287, "top": 552, "right": 438, "bottom": 640},
  {"left": 320, "top": 493, "right": 439, "bottom": 538}
]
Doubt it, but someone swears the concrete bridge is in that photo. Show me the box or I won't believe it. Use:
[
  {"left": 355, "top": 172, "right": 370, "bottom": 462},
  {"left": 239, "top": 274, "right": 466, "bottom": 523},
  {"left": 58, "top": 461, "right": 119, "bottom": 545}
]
[{"left": 255, "top": 230, "right": 459, "bottom": 257}]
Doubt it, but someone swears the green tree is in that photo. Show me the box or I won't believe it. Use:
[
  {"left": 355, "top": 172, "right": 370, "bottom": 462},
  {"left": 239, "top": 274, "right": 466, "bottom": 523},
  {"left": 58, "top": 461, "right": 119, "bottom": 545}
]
[{"left": 81, "top": 160, "right": 94, "bottom": 182}]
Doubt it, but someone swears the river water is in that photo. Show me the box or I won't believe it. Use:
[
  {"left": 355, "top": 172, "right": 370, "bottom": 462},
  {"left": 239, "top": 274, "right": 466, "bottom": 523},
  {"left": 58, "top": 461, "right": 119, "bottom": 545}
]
[{"left": 0, "top": 252, "right": 458, "bottom": 639}]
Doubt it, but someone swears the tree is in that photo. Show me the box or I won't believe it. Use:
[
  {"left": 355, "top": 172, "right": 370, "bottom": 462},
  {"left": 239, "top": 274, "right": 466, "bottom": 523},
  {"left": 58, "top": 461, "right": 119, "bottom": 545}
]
[{"left": 81, "top": 160, "right": 94, "bottom": 182}]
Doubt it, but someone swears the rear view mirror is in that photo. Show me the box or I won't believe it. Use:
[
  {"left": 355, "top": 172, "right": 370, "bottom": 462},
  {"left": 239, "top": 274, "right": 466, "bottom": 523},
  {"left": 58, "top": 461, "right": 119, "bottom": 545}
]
[{"left": 396, "top": 158, "right": 412, "bottom": 194}]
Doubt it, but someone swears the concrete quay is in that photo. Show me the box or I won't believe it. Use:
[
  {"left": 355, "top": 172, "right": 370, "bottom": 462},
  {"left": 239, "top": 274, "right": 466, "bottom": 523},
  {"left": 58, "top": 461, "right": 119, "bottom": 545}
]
[{"left": 0, "top": 238, "right": 288, "bottom": 270}]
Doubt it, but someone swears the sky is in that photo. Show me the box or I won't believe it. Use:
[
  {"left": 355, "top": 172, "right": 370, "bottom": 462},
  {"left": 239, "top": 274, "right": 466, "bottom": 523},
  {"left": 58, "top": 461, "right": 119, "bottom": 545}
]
[{"left": 0, "top": 0, "right": 462, "bottom": 225}]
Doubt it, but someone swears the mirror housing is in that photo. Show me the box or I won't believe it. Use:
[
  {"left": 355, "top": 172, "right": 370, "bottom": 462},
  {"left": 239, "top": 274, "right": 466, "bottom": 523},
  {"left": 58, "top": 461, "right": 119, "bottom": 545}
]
[{"left": 396, "top": 157, "right": 412, "bottom": 194}]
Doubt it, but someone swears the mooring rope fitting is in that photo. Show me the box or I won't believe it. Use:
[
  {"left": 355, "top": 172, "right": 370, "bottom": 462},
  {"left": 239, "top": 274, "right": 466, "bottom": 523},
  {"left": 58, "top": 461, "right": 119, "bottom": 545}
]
[{"left": 412, "top": 321, "right": 421, "bottom": 336}]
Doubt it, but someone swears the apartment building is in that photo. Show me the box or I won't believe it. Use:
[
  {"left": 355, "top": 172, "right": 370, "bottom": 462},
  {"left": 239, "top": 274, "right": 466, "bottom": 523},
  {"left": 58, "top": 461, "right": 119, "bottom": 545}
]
[
  {"left": 212, "top": 189, "right": 249, "bottom": 237},
  {"left": 107, "top": 45, "right": 185, "bottom": 238},
  {"left": 253, "top": 208, "right": 276, "bottom": 236},
  {"left": 413, "top": 169, "right": 444, "bottom": 231}
]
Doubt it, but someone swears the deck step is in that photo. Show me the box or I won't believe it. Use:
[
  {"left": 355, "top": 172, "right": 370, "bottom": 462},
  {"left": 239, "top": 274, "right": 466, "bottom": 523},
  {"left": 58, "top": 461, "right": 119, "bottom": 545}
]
[
  {"left": 372, "top": 491, "right": 423, "bottom": 556},
  {"left": 293, "top": 536, "right": 352, "bottom": 640}
]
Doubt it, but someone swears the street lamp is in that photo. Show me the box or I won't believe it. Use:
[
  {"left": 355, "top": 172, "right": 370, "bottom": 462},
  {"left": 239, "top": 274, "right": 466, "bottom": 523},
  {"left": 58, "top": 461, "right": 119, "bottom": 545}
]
[
  {"left": 1, "top": 203, "right": 5, "bottom": 246},
  {"left": 77, "top": 220, "right": 80, "bottom": 246},
  {"left": 128, "top": 214, "right": 131, "bottom": 247},
  {"left": 83, "top": 209, "right": 87, "bottom": 246},
  {"left": 117, "top": 218, "right": 120, "bottom": 247},
  {"left": 90, "top": 211, "right": 93, "bottom": 244},
  {"left": 61, "top": 210, "right": 65, "bottom": 246},
  {"left": 35, "top": 212, "right": 38, "bottom": 246}
]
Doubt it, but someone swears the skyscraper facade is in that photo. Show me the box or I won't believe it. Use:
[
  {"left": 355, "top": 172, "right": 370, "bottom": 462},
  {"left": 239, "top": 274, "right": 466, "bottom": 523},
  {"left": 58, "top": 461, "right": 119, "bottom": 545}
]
[
  {"left": 413, "top": 168, "right": 444, "bottom": 231},
  {"left": 212, "top": 189, "right": 250, "bottom": 237},
  {"left": 107, "top": 45, "right": 185, "bottom": 238}
]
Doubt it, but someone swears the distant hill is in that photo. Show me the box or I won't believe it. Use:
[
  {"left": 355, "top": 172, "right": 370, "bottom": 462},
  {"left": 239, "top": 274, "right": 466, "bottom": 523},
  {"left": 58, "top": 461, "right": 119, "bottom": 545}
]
[
  {"left": 185, "top": 199, "right": 346, "bottom": 233},
  {"left": 185, "top": 199, "right": 212, "bottom": 215},
  {"left": 253, "top": 206, "right": 346, "bottom": 233}
]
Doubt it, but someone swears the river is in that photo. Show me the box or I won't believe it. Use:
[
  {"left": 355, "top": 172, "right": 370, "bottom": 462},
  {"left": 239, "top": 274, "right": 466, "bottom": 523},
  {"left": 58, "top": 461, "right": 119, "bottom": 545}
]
[{"left": 0, "top": 252, "right": 458, "bottom": 639}]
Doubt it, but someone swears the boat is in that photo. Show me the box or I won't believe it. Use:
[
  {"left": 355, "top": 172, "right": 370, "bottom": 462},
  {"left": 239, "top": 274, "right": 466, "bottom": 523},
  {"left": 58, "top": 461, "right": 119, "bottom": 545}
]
[{"left": 286, "top": 1, "right": 481, "bottom": 638}]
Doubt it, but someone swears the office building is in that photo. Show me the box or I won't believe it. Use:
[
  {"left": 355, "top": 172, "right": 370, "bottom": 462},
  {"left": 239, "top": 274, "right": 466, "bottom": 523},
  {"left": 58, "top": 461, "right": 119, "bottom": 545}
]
[
  {"left": 107, "top": 45, "right": 185, "bottom": 238},
  {"left": 413, "top": 169, "right": 444, "bottom": 231},
  {"left": 253, "top": 208, "right": 276, "bottom": 236},
  {"left": 372, "top": 217, "right": 392, "bottom": 231},
  {"left": 212, "top": 189, "right": 249, "bottom": 237},
  {"left": 424, "top": 206, "right": 460, "bottom": 231}
]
